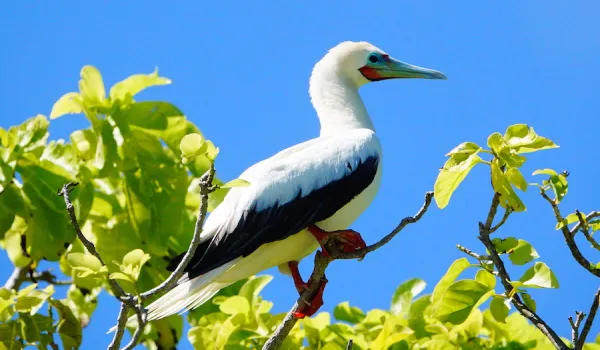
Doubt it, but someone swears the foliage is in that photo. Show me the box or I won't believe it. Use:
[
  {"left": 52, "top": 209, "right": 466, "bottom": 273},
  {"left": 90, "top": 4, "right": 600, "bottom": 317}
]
[{"left": 0, "top": 66, "right": 598, "bottom": 349}]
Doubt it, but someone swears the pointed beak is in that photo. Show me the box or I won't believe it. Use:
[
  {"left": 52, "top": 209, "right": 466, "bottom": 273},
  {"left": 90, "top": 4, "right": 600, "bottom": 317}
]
[{"left": 360, "top": 56, "right": 447, "bottom": 81}]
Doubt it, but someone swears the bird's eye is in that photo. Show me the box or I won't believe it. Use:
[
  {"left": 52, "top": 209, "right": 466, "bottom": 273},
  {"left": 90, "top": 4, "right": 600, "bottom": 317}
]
[{"left": 368, "top": 54, "right": 379, "bottom": 63}]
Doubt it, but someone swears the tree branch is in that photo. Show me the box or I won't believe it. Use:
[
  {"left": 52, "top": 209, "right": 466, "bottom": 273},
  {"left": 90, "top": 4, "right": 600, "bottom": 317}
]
[
  {"left": 60, "top": 165, "right": 215, "bottom": 350},
  {"left": 58, "top": 182, "right": 129, "bottom": 300},
  {"left": 540, "top": 190, "right": 600, "bottom": 278},
  {"left": 478, "top": 193, "right": 568, "bottom": 350},
  {"left": 262, "top": 191, "right": 434, "bottom": 350},
  {"left": 141, "top": 164, "right": 215, "bottom": 300},
  {"left": 575, "top": 211, "right": 600, "bottom": 251},
  {"left": 569, "top": 312, "right": 584, "bottom": 346},
  {"left": 575, "top": 288, "right": 600, "bottom": 350}
]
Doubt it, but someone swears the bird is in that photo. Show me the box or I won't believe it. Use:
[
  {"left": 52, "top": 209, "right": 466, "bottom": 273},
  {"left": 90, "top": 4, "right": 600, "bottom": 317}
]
[{"left": 110, "top": 41, "right": 445, "bottom": 331}]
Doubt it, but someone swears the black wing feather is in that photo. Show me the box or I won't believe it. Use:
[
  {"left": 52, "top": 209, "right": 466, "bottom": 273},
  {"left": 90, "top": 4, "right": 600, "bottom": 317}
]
[{"left": 167, "top": 155, "right": 379, "bottom": 279}]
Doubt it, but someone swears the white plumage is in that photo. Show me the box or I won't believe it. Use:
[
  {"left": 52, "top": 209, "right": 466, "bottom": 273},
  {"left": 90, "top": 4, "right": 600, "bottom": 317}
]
[{"left": 109, "top": 41, "right": 445, "bottom": 332}]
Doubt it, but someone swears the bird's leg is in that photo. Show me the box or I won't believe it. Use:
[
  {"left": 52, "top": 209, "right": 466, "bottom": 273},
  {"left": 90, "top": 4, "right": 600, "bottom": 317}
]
[
  {"left": 307, "top": 225, "right": 367, "bottom": 257},
  {"left": 287, "top": 260, "right": 328, "bottom": 319}
]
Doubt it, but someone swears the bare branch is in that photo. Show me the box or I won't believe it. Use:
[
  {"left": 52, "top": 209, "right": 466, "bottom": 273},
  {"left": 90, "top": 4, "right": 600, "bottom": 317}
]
[
  {"left": 540, "top": 190, "right": 600, "bottom": 278},
  {"left": 58, "top": 182, "right": 129, "bottom": 300},
  {"left": 575, "top": 288, "right": 600, "bottom": 350},
  {"left": 489, "top": 207, "right": 512, "bottom": 234},
  {"left": 262, "top": 191, "right": 434, "bottom": 350},
  {"left": 123, "top": 305, "right": 146, "bottom": 350},
  {"left": 479, "top": 193, "right": 568, "bottom": 350},
  {"left": 141, "top": 164, "right": 215, "bottom": 300},
  {"left": 456, "top": 244, "right": 491, "bottom": 261},
  {"left": 569, "top": 312, "right": 584, "bottom": 346},
  {"left": 575, "top": 211, "right": 600, "bottom": 251},
  {"left": 108, "top": 304, "right": 130, "bottom": 350},
  {"left": 346, "top": 339, "right": 354, "bottom": 350}
]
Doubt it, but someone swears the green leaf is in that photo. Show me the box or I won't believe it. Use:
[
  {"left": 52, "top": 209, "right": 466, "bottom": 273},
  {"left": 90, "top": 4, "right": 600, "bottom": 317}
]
[
  {"left": 0, "top": 158, "right": 14, "bottom": 193},
  {"left": 517, "top": 262, "right": 559, "bottom": 289},
  {"left": 219, "top": 295, "right": 250, "bottom": 317},
  {"left": 221, "top": 179, "right": 251, "bottom": 189},
  {"left": 434, "top": 151, "right": 482, "bottom": 209},
  {"left": 333, "top": 301, "right": 366, "bottom": 324},
  {"left": 108, "top": 272, "right": 134, "bottom": 284},
  {"left": 509, "top": 240, "right": 539, "bottom": 265},
  {"left": 475, "top": 269, "right": 496, "bottom": 289},
  {"left": 390, "top": 278, "right": 426, "bottom": 317},
  {"left": 50, "top": 92, "right": 84, "bottom": 119},
  {"left": 238, "top": 275, "right": 273, "bottom": 306},
  {"left": 433, "top": 279, "right": 492, "bottom": 324},
  {"left": 521, "top": 292, "right": 537, "bottom": 312},
  {"left": 15, "top": 285, "right": 54, "bottom": 315},
  {"left": 49, "top": 299, "right": 82, "bottom": 350},
  {"left": 180, "top": 133, "right": 207, "bottom": 163},
  {"left": 19, "top": 313, "right": 53, "bottom": 344},
  {"left": 590, "top": 220, "right": 600, "bottom": 232},
  {"left": 533, "top": 169, "right": 569, "bottom": 203},
  {"left": 114, "top": 101, "right": 181, "bottom": 130},
  {"left": 490, "top": 297, "right": 509, "bottom": 323},
  {"left": 491, "top": 161, "right": 525, "bottom": 212},
  {"left": 556, "top": 212, "right": 582, "bottom": 230},
  {"left": 69, "top": 129, "right": 97, "bottom": 160},
  {"left": 492, "top": 237, "right": 519, "bottom": 254},
  {"left": 78, "top": 65, "right": 106, "bottom": 107},
  {"left": 431, "top": 258, "right": 471, "bottom": 308},
  {"left": 506, "top": 168, "right": 528, "bottom": 192},
  {"left": 0, "top": 321, "right": 21, "bottom": 349},
  {"left": 122, "top": 249, "right": 151, "bottom": 269},
  {"left": 503, "top": 124, "right": 558, "bottom": 154},
  {"left": 446, "top": 142, "right": 481, "bottom": 156},
  {"left": 66, "top": 253, "right": 102, "bottom": 273},
  {"left": 9, "top": 114, "right": 49, "bottom": 150},
  {"left": 109, "top": 68, "right": 172, "bottom": 102}
]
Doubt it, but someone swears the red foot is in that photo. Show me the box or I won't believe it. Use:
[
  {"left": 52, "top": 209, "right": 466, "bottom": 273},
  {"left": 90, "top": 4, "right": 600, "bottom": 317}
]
[
  {"left": 287, "top": 261, "right": 328, "bottom": 318},
  {"left": 307, "top": 225, "right": 367, "bottom": 257}
]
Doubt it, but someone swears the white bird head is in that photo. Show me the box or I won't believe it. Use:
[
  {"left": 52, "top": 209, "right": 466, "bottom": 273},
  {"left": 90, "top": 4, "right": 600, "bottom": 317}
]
[{"left": 313, "top": 41, "right": 447, "bottom": 89}]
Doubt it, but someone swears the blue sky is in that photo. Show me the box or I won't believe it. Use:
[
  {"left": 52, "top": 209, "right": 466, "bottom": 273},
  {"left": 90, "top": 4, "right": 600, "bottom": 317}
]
[{"left": 2, "top": 1, "right": 600, "bottom": 348}]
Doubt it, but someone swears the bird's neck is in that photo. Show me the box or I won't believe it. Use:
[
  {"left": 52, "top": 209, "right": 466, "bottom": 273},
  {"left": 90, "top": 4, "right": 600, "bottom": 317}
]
[{"left": 309, "top": 70, "right": 375, "bottom": 136}]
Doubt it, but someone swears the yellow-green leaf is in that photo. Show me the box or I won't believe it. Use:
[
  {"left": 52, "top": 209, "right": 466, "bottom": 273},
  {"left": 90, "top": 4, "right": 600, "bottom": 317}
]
[
  {"left": 490, "top": 297, "right": 509, "bottom": 323},
  {"left": 434, "top": 152, "right": 482, "bottom": 209},
  {"left": 50, "top": 92, "right": 84, "bottom": 119},
  {"left": 518, "top": 262, "right": 559, "bottom": 289},
  {"left": 446, "top": 142, "right": 481, "bottom": 156},
  {"left": 491, "top": 161, "right": 525, "bottom": 212},
  {"left": 556, "top": 212, "right": 582, "bottom": 229},
  {"left": 509, "top": 240, "right": 539, "bottom": 265},
  {"left": 333, "top": 301, "right": 366, "bottom": 324},
  {"left": 391, "top": 278, "right": 426, "bottom": 317},
  {"left": 109, "top": 68, "right": 172, "bottom": 102},
  {"left": 431, "top": 258, "right": 471, "bottom": 308},
  {"left": 180, "top": 133, "right": 207, "bottom": 163},
  {"left": 219, "top": 295, "right": 250, "bottom": 316},
  {"left": 506, "top": 168, "right": 528, "bottom": 191},
  {"left": 78, "top": 66, "right": 106, "bottom": 106},
  {"left": 433, "top": 279, "right": 492, "bottom": 324},
  {"left": 521, "top": 292, "right": 537, "bottom": 312},
  {"left": 475, "top": 269, "right": 496, "bottom": 289},
  {"left": 221, "top": 179, "right": 251, "bottom": 189},
  {"left": 503, "top": 124, "right": 558, "bottom": 154}
]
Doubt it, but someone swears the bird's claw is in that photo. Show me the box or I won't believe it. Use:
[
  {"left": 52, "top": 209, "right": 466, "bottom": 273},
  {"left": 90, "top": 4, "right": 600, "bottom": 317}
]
[
  {"left": 308, "top": 226, "right": 367, "bottom": 257},
  {"left": 294, "top": 278, "right": 327, "bottom": 319}
]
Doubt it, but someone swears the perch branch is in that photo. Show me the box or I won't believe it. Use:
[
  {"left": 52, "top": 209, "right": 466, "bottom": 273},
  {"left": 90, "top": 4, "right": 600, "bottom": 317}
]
[
  {"left": 59, "top": 182, "right": 129, "bottom": 301},
  {"left": 262, "top": 191, "right": 434, "bottom": 350},
  {"left": 141, "top": 164, "right": 215, "bottom": 300},
  {"left": 540, "top": 191, "right": 600, "bottom": 278},
  {"left": 575, "top": 288, "right": 600, "bottom": 350},
  {"left": 479, "top": 193, "right": 568, "bottom": 350},
  {"left": 576, "top": 211, "right": 600, "bottom": 251},
  {"left": 108, "top": 304, "right": 130, "bottom": 350},
  {"left": 456, "top": 244, "right": 491, "bottom": 261},
  {"left": 3, "top": 267, "right": 28, "bottom": 291}
]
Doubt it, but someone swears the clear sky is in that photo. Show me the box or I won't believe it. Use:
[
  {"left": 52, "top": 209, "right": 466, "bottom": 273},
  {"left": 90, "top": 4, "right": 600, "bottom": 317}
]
[{"left": 2, "top": 1, "right": 599, "bottom": 348}]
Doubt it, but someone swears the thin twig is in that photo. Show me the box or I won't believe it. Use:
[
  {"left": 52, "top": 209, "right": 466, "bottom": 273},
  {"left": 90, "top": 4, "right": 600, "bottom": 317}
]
[
  {"left": 58, "top": 182, "right": 129, "bottom": 300},
  {"left": 569, "top": 312, "right": 584, "bottom": 346},
  {"left": 540, "top": 190, "right": 600, "bottom": 278},
  {"left": 575, "top": 288, "right": 600, "bottom": 350},
  {"left": 456, "top": 244, "right": 491, "bottom": 261},
  {"left": 571, "top": 211, "right": 600, "bottom": 237},
  {"left": 30, "top": 270, "right": 72, "bottom": 286},
  {"left": 141, "top": 164, "right": 215, "bottom": 300},
  {"left": 479, "top": 193, "right": 568, "bottom": 350},
  {"left": 108, "top": 304, "right": 130, "bottom": 350},
  {"left": 575, "top": 211, "right": 600, "bottom": 251},
  {"left": 262, "top": 191, "right": 434, "bottom": 350},
  {"left": 123, "top": 305, "right": 146, "bottom": 350},
  {"left": 346, "top": 339, "right": 353, "bottom": 350},
  {"left": 489, "top": 207, "right": 512, "bottom": 234}
]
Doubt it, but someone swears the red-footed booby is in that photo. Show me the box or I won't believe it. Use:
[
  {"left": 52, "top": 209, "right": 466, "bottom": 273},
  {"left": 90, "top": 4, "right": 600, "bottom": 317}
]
[{"left": 111, "top": 41, "right": 445, "bottom": 330}]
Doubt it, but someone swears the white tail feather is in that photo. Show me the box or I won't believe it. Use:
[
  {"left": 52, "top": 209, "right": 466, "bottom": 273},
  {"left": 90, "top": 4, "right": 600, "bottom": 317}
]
[{"left": 107, "top": 259, "right": 238, "bottom": 334}]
